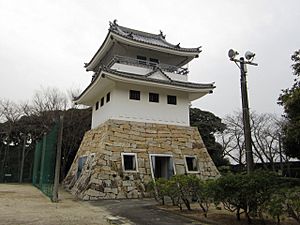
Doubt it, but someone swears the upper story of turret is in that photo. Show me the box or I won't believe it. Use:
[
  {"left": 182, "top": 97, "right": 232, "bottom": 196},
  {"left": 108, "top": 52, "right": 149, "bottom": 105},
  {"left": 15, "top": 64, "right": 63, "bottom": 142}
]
[
  {"left": 84, "top": 20, "right": 202, "bottom": 82},
  {"left": 75, "top": 21, "right": 214, "bottom": 128}
]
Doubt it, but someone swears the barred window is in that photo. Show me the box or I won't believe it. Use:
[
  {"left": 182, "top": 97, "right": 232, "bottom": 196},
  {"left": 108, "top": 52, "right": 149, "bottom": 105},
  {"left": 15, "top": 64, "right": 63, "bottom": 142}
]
[
  {"left": 149, "top": 93, "right": 159, "bottom": 103},
  {"left": 129, "top": 90, "right": 140, "bottom": 100},
  {"left": 167, "top": 95, "right": 177, "bottom": 105}
]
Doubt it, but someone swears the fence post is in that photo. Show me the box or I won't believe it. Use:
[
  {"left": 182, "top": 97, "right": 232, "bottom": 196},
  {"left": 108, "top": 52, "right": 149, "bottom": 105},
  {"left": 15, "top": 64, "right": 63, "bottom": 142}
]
[
  {"left": 39, "top": 134, "right": 47, "bottom": 188},
  {"left": 52, "top": 115, "right": 64, "bottom": 202},
  {"left": 32, "top": 141, "right": 41, "bottom": 185},
  {"left": 19, "top": 135, "right": 26, "bottom": 183}
]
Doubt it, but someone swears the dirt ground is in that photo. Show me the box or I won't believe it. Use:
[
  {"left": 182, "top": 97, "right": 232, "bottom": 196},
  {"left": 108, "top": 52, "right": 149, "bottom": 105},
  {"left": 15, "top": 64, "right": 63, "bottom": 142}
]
[
  {"left": 3, "top": 184, "right": 298, "bottom": 225},
  {"left": 159, "top": 203, "right": 299, "bottom": 225},
  {"left": 0, "top": 184, "right": 112, "bottom": 225}
]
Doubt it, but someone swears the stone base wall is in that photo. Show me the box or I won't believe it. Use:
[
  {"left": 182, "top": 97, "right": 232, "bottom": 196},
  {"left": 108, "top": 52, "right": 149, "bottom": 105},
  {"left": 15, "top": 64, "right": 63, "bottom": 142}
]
[{"left": 64, "top": 119, "right": 220, "bottom": 200}]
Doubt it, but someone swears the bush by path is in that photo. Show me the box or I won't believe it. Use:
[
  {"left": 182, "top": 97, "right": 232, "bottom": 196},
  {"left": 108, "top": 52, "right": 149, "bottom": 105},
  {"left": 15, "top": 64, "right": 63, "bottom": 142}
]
[{"left": 148, "top": 171, "right": 300, "bottom": 224}]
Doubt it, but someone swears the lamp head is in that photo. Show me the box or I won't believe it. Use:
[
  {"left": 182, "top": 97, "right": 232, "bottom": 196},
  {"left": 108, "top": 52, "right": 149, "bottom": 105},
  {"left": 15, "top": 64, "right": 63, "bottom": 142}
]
[
  {"left": 245, "top": 51, "right": 255, "bottom": 61},
  {"left": 228, "top": 49, "right": 239, "bottom": 60}
]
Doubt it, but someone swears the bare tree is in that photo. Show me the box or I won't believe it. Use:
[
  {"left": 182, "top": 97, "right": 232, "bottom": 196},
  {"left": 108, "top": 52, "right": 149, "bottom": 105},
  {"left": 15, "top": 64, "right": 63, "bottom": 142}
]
[
  {"left": 250, "top": 113, "right": 284, "bottom": 170},
  {"left": 0, "top": 86, "right": 91, "bottom": 182},
  {"left": 19, "top": 101, "right": 34, "bottom": 117},
  {"left": 29, "top": 87, "right": 69, "bottom": 132},
  {"left": 0, "top": 100, "right": 3, "bottom": 122},
  {"left": 217, "top": 111, "right": 287, "bottom": 170},
  {"left": 32, "top": 87, "right": 68, "bottom": 114},
  {"left": 0, "top": 99, "right": 24, "bottom": 145},
  {"left": 216, "top": 112, "right": 245, "bottom": 165},
  {"left": 0, "top": 99, "right": 23, "bottom": 179},
  {"left": 0, "top": 99, "right": 23, "bottom": 124}
]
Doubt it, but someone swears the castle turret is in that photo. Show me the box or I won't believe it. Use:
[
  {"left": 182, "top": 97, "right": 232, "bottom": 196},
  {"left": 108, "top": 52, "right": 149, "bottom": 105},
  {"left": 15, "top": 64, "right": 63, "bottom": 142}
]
[{"left": 65, "top": 21, "right": 219, "bottom": 200}]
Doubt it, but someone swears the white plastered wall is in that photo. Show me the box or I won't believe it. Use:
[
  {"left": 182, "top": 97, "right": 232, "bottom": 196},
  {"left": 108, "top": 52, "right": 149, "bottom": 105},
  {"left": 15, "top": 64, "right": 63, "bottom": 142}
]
[{"left": 91, "top": 82, "right": 190, "bottom": 128}]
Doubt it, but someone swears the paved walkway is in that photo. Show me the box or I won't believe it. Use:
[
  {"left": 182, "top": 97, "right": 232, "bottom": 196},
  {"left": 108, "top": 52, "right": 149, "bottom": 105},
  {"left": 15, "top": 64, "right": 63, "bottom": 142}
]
[{"left": 91, "top": 199, "right": 203, "bottom": 225}]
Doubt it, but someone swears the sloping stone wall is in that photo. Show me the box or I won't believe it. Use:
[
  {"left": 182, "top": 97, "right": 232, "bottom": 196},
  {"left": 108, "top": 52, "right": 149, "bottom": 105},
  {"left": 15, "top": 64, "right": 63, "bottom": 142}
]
[{"left": 64, "top": 119, "right": 220, "bottom": 200}]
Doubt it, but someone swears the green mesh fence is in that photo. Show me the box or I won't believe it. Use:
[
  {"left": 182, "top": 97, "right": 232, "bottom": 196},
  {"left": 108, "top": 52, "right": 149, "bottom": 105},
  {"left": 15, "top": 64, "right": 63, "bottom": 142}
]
[{"left": 32, "top": 124, "right": 58, "bottom": 199}]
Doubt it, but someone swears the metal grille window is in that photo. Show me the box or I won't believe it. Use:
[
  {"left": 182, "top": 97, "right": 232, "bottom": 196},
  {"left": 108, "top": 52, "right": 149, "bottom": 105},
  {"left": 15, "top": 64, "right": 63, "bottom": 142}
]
[
  {"left": 149, "top": 93, "right": 159, "bottom": 103},
  {"left": 167, "top": 95, "right": 177, "bottom": 105},
  {"left": 129, "top": 90, "right": 140, "bottom": 100},
  {"left": 185, "top": 156, "right": 198, "bottom": 172}
]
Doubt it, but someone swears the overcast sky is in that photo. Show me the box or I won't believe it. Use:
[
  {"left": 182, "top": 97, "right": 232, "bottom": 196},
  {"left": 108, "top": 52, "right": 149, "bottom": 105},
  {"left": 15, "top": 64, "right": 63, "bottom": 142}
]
[{"left": 0, "top": 0, "right": 299, "bottom": 118}]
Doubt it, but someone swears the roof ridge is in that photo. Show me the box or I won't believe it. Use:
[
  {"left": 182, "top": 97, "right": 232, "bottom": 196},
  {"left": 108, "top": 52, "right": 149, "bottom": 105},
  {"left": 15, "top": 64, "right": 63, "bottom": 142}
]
[
  {"left": 118, "top": 25, "right": 161, "bottom": 39},
  {"left": 109, "top": 20, "right": 162, "bottom": 39},
  {"left": 109, "top": 20, "right": 196, "bottom": 50}
]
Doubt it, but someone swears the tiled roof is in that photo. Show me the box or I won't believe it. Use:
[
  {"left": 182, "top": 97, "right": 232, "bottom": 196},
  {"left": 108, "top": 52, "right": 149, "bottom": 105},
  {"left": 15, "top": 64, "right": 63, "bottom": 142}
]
[
  {"left": 104, "top": 67, "right": 214, "bottom": 89},
  {"left": 75, "top": 67, "right": 214, "bottom": 102},
  {"left": 109, "top": 20, "right": 201, "bottom": 53}
]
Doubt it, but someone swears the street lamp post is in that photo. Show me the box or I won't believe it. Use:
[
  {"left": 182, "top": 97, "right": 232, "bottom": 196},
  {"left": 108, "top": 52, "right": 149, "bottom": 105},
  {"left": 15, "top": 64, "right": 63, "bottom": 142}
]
[{"left": 228, "top": 49, "right": 258, "bottom": 174}]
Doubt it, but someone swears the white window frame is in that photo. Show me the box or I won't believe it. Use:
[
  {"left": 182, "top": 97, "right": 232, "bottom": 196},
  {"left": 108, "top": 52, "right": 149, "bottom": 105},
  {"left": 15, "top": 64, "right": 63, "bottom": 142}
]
[
  {"left": 149, "top": 153, "right": 176, "bottom": 180},
  {"left": 184, "top": 155, "right": 199, "bottom": 173},
  {"left": 121, "top": 152, "right": 138, "bottom": 172}
]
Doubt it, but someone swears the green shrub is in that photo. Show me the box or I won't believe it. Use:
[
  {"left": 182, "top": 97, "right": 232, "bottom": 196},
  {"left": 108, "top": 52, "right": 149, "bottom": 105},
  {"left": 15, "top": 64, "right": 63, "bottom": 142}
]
[
  {"left": 264, "top": 190, "right": 286, "bottom": 224},
  {"left": 148, "top": 174, "right": 215, "bottom": 215},
  {"left": 212, "top": 170, "right": 279, "bottom": 222},
  {"left": 264, "top": 187, "right": 300, "bottom": 224},
  {"left": 146, "top": 178, "right": 166, "bottom": 204},
  {"left": 154, "top": 178, "right": 169, "bottom": 205},
  {"left": 146, "top": 180, "right": 155, "bottom": 195},
  {"left": 170, "top": 175, "right": 193, "bottom": 210},
  {"left": 146, "top": 171, "right": 297, "bottom": 223},
  {"left": 190, "top": 177, "right": 215, "bottom": 217},
  {"left": 285, "top": 187, "right": 300, "bottom": 223},
  {"left": 164, "top": 178, "right": 181, "bottom": 207}
]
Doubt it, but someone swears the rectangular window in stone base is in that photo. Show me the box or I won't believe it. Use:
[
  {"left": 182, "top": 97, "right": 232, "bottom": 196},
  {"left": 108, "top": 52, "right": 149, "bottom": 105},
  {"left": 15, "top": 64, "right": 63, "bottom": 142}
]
[
  {"left": 184, "top": 156, "right": 199, "bottom": 173},
  {"left": 149, "top": 154, "right": 175, "bottom": 179},
  {"left": 77, "top": 155, "right": 88, "bottom": 179},
  {"left": 121, "top": 153, "right": 138, "bottom": 172}
]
